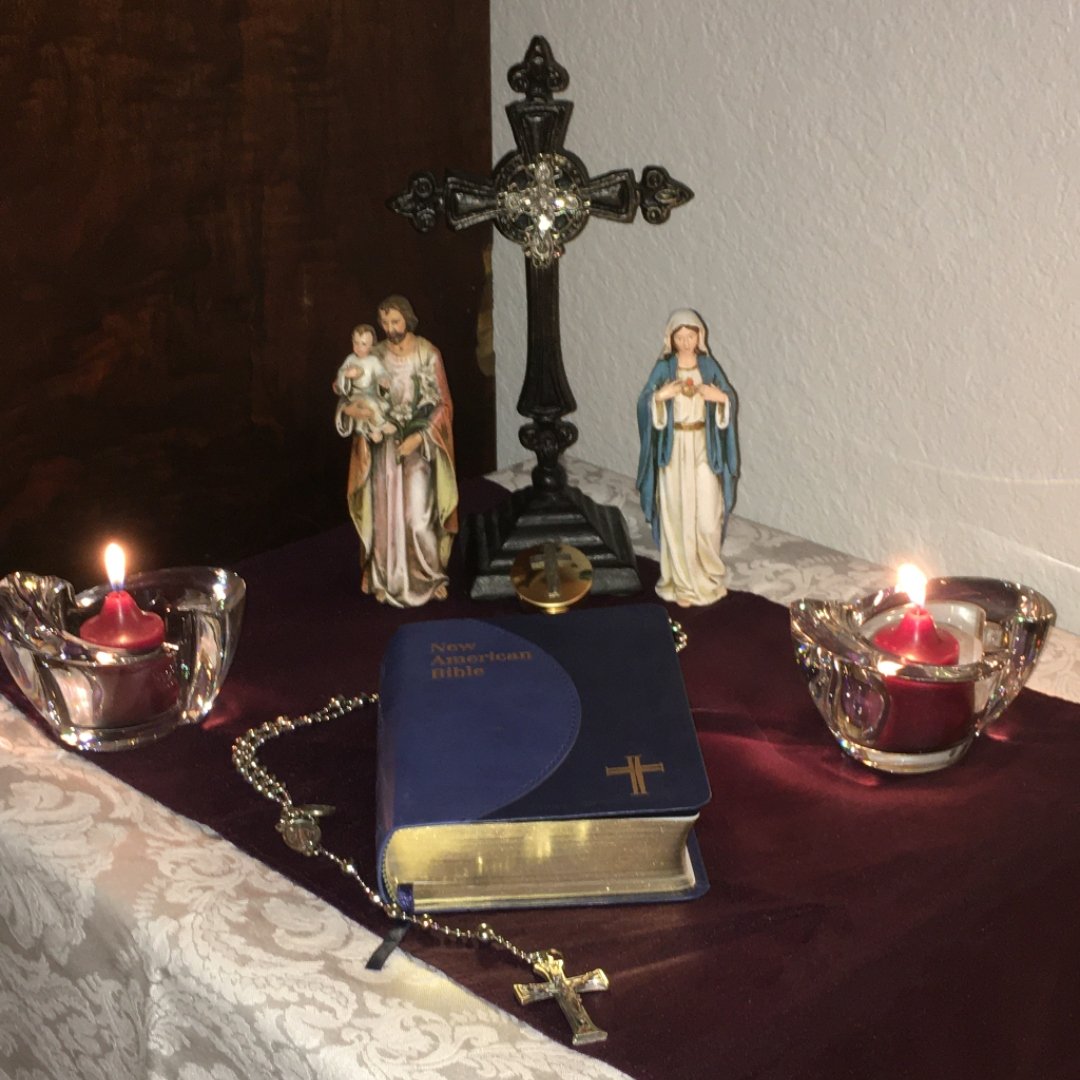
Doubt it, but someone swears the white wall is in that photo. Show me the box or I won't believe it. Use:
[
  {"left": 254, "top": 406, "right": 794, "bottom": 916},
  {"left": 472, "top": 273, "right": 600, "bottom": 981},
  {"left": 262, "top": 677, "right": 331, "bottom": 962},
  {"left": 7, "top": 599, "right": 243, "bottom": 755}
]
[{"left": 491, "top": 1, "right": 1080, "bottom": 632}]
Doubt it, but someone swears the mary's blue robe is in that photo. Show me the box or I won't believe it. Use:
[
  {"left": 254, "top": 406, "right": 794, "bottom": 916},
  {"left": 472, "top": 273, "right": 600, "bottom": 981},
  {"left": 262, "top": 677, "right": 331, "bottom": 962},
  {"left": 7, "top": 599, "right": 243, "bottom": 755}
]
[{"left": 636, "top": 354, "right": 739, "bottom": 545}]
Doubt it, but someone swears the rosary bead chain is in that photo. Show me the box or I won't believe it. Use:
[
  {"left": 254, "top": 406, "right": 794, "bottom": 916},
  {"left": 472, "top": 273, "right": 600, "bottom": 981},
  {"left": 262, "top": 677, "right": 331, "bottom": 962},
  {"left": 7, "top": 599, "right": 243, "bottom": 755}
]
[{"left": 231, "top": 691, "right": 544, "bottom": 968}]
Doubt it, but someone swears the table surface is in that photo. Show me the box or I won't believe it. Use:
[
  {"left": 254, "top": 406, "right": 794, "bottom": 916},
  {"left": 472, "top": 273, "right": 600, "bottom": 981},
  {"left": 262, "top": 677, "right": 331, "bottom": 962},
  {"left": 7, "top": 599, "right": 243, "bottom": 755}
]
[{"left": 3, "top": 458, "right": 1079, "bottom": 1080}]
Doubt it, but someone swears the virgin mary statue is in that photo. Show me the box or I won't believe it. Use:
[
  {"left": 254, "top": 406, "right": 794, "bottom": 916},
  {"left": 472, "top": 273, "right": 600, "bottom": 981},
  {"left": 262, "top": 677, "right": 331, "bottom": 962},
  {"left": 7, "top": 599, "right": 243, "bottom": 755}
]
[{"left": 636, "top": 309, "right": 739, "bottom": 607}]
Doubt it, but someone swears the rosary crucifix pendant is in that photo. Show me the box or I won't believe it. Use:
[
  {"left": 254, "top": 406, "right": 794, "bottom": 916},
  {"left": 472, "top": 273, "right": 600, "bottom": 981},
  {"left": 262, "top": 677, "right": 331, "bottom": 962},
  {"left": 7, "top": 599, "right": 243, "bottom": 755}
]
[{"left": 514, "top": 949, "right": 609, "bottom": 1045}]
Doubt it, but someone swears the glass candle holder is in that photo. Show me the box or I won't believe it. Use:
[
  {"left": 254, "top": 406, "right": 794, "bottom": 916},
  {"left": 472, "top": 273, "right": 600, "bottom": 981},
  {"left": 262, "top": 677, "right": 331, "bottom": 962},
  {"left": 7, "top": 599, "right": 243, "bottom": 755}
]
[
  {"left": 0, "top": 566, "right": 245, "bottom": 751},
  {"left": 790, "top": 577, "right": 1056, "bottom": 774}
]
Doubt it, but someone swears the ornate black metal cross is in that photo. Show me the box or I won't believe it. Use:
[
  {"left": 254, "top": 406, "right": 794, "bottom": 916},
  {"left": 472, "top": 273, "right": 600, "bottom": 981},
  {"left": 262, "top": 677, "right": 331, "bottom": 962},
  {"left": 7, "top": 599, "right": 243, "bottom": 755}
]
[{"left": 390, "top": 36, "right": 693, "bottom": 598}]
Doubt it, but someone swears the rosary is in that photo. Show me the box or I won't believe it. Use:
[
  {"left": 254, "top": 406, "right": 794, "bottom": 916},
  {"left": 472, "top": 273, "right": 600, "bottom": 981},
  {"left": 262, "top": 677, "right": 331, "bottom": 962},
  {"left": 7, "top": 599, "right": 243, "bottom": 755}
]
[{"left": 232, "top": 620, "right": 688, "bottom": 1046}]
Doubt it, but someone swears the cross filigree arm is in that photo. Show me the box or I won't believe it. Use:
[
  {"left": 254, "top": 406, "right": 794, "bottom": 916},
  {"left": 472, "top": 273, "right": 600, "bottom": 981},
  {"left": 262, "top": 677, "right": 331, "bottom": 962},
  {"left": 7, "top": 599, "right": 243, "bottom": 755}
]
[
  {"left": 387, "top": 171, "right": 445, "bottom": 233},
  {"left": 639, "top": 165, "right": 694, "bottom": 224},
  {"left": 391, "top": 171, "right": 515, "bottom": 235},
  {"left": 509, "top": 36, "right": 569, "bottom": 101},
  {"left": 580, "top": 169, "right": 638, "bottom": 223},
  {"left": 443, "top": 174, "right": 501, "bottom": 231}
]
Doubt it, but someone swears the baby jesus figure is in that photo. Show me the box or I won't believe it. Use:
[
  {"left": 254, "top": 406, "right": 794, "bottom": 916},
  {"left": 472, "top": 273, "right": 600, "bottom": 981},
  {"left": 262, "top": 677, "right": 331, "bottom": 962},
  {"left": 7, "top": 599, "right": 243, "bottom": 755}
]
[{"left": 333, "top": 324, "right": 397, "bottom": 443}]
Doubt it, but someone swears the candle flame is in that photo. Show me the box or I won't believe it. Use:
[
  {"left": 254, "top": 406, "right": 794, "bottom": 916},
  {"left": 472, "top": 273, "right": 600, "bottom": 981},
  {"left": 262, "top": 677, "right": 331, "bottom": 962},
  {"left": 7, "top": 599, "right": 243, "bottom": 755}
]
[
  {"left": 104, "top": 542, "right": 126, "bottom": 590},
  {"left": 895, "top": 562, "right": 927, "bottom": 607}
]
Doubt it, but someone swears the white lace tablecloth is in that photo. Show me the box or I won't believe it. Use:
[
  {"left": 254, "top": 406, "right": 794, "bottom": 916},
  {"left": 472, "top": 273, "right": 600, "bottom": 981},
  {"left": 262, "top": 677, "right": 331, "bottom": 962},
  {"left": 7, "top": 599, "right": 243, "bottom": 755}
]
[{"left": 3, "top": 459, "right": 1078, "bottom": 1079}]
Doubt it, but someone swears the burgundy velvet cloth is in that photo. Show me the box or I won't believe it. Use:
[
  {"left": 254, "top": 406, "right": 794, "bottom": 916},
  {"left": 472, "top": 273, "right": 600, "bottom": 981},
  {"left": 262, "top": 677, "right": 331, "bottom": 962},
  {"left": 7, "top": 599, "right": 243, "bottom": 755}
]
[{"left": 5, "top": 480, "right": 1080, "bottom": 1079}]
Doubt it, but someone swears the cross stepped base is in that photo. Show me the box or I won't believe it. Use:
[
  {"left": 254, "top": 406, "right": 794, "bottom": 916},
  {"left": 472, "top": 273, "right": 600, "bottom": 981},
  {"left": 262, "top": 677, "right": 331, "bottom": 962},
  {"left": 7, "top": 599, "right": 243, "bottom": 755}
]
[{"left": 461, "top": 484, "right": 642, "bottom": 600}]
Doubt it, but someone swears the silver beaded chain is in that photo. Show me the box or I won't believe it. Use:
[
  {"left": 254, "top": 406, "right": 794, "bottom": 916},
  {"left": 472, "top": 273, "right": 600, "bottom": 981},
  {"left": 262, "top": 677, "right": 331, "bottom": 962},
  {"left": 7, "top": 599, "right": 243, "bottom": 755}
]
[
  {"left": 231, "top": 691, "right": 542, "bottom": 965},
  {"left": 230, "top": 619, "right": 687, "bottom": 969}
]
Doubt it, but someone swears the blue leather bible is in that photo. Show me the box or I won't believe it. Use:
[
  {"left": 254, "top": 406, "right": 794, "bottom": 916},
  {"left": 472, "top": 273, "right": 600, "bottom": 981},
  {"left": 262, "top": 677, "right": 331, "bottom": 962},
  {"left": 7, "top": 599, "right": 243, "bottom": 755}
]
[{"left": 376, "top": 603, "right": 711, "bottom": 911}]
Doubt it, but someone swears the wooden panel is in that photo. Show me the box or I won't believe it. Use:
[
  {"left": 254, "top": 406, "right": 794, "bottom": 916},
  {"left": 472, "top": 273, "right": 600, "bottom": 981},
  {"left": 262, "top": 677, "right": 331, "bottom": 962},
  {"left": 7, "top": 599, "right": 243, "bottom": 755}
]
[{"left": 0, "top": 0, "right": 493, "bottom": 587}]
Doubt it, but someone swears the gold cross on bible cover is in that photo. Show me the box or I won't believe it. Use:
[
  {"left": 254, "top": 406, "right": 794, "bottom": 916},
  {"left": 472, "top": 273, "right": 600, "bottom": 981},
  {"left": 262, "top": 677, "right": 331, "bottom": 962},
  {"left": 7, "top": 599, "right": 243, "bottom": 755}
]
[
  {"left": 514, "top": 949, "right": 609, "bottom": 1045},
  {"left": 605, "top": 754, "right": 665, "bottom": 796}
]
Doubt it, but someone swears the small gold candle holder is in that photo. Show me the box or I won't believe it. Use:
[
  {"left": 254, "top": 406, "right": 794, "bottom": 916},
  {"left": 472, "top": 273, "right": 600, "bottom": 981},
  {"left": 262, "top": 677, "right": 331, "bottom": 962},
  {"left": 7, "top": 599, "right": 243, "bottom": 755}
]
[{"left": 511, "top": 543, "right": 593, "bottom": 614}]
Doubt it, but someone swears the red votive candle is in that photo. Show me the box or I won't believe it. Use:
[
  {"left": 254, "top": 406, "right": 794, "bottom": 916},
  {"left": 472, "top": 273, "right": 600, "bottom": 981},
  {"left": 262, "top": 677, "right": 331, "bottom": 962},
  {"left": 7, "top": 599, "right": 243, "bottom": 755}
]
[
  {"left": 78, "top": 542, "right": 175, "bottom": 730},
  {"left": 871, "top": 566, "right": 973, "bottom": 754},
  {"left": 81, "top": 588, "right": 165, "bottom": 651},
  {"left": 873, "top": 605, "right": 960, "bottom": 668}
]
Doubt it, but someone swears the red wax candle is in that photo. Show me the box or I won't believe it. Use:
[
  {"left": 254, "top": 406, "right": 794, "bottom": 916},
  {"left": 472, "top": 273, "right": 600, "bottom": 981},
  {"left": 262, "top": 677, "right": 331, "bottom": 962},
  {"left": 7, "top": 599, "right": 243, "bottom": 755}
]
[
  {"left": 80, "top": 542, "right": 165, "bottom": 652},
  {"left": 871, "top": 567, "right": 972, "bottom": 754},
  {"left": 77, "top": 542, "right": 176, "bottom": 730},
  {"left": 81, "top": 588, "right": 165, "bottom": 651},
  {"left": 873, "top": 606, "right": 959, "bottom": 666}
]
